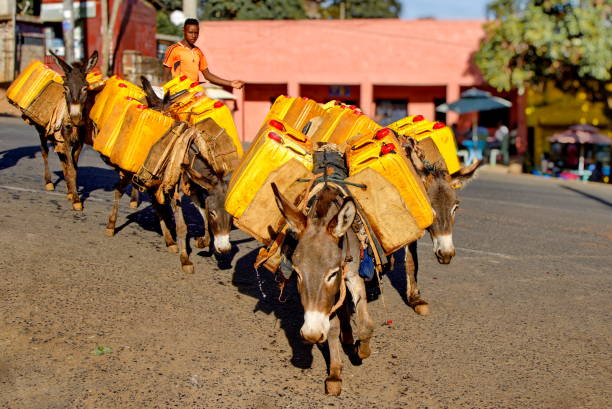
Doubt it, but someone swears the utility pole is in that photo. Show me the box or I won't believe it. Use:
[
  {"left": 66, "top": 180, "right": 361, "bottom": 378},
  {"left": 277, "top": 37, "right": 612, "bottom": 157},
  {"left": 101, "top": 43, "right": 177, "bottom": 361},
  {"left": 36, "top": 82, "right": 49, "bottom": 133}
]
[
  {"left": 183, "top": 0, "right": 197, "bottom": 19},
  {"left": 62, "top": 0, "right": 75, "bottom": 63}
]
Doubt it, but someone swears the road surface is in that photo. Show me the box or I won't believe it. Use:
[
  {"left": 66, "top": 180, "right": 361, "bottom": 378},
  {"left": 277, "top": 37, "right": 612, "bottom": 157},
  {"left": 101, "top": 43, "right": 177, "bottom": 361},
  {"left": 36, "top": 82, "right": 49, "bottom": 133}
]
[{"left": 1, "top": 116, "right": 610, "bottom": 408}]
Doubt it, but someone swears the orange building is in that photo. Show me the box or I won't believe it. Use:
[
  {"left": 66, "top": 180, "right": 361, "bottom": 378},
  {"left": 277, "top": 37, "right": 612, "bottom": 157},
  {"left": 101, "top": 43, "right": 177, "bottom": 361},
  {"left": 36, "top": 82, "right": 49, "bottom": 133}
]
[{"left": 196, "top": 19, "right": 524, "bottom": 144}]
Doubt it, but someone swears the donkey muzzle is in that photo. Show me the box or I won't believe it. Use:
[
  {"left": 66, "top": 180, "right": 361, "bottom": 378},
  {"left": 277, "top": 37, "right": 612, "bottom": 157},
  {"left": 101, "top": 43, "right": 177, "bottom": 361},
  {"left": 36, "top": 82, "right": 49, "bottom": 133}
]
[
  {"left": 433, "top": 234, "right": 455, "bottom": 264},
  {"left": 213, "top": 234, "right": 231, "bottom": 254},
  {"left": 300, "top": 311, "right": 330, "bottom": 344}
]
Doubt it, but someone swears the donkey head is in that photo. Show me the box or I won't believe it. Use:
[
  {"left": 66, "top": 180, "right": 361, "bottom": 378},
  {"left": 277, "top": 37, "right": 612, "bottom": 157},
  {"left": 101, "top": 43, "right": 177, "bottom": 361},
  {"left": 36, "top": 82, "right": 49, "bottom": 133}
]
[
  {"left": 140, "top": 76, "right": 186, "bottom": 112},
  {"left": 405, "top": 137, "right": 481, "bottom": 264},
  {"left": 184, "top": 147, "right": 232, "bottom": 254},
  {"left": 272, "top": 183, "right": 356, "bottom": 344},
  {"left": 421, "top": 161, "right": 481, "bottom": 264},
  {"left": 50, "top": 50, "right": 98, "bottom": 126}
]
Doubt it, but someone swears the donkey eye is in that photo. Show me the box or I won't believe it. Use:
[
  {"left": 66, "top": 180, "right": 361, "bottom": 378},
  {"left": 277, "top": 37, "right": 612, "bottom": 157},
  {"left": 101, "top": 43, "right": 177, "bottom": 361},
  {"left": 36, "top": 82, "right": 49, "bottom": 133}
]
[
  {"left": 209, "top": 210, "right": 217, "bottom": 219},
  {"left": 326, "top": 268, "right": 340, "bottom": 283}
]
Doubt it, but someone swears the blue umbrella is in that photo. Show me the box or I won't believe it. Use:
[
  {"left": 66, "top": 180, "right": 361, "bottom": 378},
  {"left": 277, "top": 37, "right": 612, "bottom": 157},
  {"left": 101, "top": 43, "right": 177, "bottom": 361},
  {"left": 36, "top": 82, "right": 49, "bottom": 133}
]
[{"left": 437, "top": 88, "right": 513, "bottom": 150}]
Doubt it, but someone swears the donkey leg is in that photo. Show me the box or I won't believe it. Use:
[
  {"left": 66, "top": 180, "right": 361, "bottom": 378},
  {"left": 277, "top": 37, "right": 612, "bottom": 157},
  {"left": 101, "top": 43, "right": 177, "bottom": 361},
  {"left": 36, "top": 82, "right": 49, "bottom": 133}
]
[
  {"left": 150, "top": 192, "right": 178, "bottom": 253},
  {"left": 189, "top": 192, "right": 210, "bottom": 249},
  {"left": 61, "top": 140, "right": 81, "bottom": 210},
  {"left": 129, "top": 187, "right": 140, "bottom": 209},
  {"left": 170, "top": 192, "right": 194, "bottom": 274},
  {"left": 345, "top": 269, "right": 375, "bottom": 360},
  {"left": 105, "top": 173, "right": 130, "bottom": 236},
  {"left": 405, "top": 241, "right": 429, "bottom": 316},
  {"left": 324, "top": 315, "right": 343, "bottom": 396},
  {"left": 37, "top": 128, "right": 54, "bottom": 191}
]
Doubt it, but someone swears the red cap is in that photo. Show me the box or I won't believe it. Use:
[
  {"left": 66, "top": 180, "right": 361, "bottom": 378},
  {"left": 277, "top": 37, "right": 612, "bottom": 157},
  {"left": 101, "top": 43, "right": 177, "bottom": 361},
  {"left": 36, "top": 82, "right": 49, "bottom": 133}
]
[
  {"left": 180, "top": 75, "right": 188, "bottom": 81},
  {"left": 136, "top": 104, "right": 147, "bottom": 109},
  {"left": 267, "top": 132, "right": 282, "bottom": 143},
  {"left": 190, "top": 82, "right": 200, "bottom": 88},
  {"left": 213, "top": 101, "right": 224, "bottom": 108},
  {"left": 413, "top": 115, "right": 425, "bottom": 122},
  {"left": 374, "top": 128, "right": 391, "bottom": 140},
  {"left": 433, "top": 122, "right": 445, "bottom": 129},
  {"left": 381, "top": 143, "right": 396, "bottom": 155},
  {"left": 269, "top": 119, "right": 285, "bottom": 132},
  {"left": 118, "top": 83, "right": 127, "bottom": 88}
]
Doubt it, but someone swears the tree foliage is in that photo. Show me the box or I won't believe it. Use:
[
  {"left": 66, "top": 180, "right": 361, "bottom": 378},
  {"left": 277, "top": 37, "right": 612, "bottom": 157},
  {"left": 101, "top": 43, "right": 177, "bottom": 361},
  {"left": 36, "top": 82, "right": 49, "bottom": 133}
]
[
  {"left": 322, "top": 0, "right": 401, "bottom": 19},
  {"left": 475, "top": 0, "right": 612, "bottom": 114},
  {"left": 201, "top": 0, "right": 308, "bottom": 20}
]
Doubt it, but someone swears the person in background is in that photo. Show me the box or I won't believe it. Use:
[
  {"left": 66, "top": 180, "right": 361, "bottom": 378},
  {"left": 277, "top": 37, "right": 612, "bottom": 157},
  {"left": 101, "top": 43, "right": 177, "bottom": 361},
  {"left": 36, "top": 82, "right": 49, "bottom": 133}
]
[
  {"left": 494, "top": 121, "right": 510, "bottom": 165},
  {"left": 163, "top": 18, "right": 244, "bottom": 90}
]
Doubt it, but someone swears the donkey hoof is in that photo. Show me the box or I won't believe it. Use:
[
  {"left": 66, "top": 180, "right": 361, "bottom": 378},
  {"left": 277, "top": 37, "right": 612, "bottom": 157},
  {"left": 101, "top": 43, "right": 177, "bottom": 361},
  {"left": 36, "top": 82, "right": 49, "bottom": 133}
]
[
  {"left": 129, "top": 201, "right": 139, "bottom": 209},
  {"left": 414, "top": 303, "right": 430, "bottom": 316},
  {"left": 45, "top": 183, "right": 54, "bottom": 191},
  {"left": 167, "top": 244, "right": 179, "bottom": 254},
  {"left": 105, "top": 228, "right": 115, "bottom": 237},
  {"left": 324, "top": 377, "right": 342, "bottom": 396},
  {"left": 181, "top": 263, "right": 194, "bottom": 274},
  {"left": 72, "top": 202, "right": 83, "bottom": 211},
  {"left": 357, "top": 342, "right": 371, "bottom": 360},
  {"left": 194, "top": 236, "right": 210, "bottom": 249}
]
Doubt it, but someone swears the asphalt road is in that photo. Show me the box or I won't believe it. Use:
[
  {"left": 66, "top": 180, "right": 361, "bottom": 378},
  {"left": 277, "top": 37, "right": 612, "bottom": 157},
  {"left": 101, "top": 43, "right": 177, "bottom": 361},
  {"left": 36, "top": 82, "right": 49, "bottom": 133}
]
[{"left": 0, "top": 116, "right": 610, "bottom": 409}]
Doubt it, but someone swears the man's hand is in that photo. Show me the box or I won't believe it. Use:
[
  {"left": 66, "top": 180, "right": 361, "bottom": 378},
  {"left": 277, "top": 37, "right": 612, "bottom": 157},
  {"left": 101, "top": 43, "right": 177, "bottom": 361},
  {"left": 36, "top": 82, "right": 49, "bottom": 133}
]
[{"left": 230, "top": 80, "right": 245, "bottom": 89}]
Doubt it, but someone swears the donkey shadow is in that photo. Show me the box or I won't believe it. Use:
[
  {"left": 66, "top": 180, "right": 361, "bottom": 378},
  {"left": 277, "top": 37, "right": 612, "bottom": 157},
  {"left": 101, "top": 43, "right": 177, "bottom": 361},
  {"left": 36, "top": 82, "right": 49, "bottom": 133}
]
[
  {"left": 232, "top": 248, "right": 315, "bottom": 369},
  {"left": 0, "top": 145, "right": 40, "bottom": 171}
]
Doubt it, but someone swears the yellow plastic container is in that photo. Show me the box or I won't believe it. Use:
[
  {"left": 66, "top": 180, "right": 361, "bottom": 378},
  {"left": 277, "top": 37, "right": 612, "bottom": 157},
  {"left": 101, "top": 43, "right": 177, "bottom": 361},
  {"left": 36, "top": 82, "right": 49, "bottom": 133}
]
[
  {"left": 346, "top": 131, "right": 433, "bottom": 230},
  {"left": 388, "top": 114, "right": 431, "bottom": 136},
  {"left": 110, "top": 105, "right": 175, "bottom": 173},
  {"left": 390, "top": 115, "right": 461, "bottom": 174},
  {"left": 174, "top": 95, "right": 242, "bottom": 157},
  {"left": 162, "top": 75, "right": 205, "bottom": 97},
  {"left": 226, "top": 123, "right": 312, "bottom": 219},
  {"left": 412, "top": 123, "right": 461, "bottom": 174},
  {"left": 93, "top": 96, "right": 142, "bottom": 157},
  {"left": 311, "top": 105, "right": 381, "bottom": 145},
  {"left": 265, "top": 95, "right": 327, "bottom": 133},
  {"left": 7, "top": 61, "right": 63, "bottom": 109},
  {"left": 90, "top": 76, "right": 146, "bottom": 128},
  {"left": 86, "top": 70, "right": 106, "bottom": 90}
]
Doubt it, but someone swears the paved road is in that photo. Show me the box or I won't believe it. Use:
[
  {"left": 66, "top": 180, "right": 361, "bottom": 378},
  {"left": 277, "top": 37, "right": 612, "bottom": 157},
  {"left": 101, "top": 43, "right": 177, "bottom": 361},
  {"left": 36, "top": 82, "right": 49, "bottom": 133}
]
[{"left": 1, "top": 116, "right": 610, "bottom": 409}]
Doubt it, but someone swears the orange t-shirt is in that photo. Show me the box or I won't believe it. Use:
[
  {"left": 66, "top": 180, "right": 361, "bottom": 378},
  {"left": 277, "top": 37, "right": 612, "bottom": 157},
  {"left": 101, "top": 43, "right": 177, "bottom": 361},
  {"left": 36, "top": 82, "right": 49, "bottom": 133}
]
[{"left": 163, "top": 42, "right": 208, "bottom": 82}]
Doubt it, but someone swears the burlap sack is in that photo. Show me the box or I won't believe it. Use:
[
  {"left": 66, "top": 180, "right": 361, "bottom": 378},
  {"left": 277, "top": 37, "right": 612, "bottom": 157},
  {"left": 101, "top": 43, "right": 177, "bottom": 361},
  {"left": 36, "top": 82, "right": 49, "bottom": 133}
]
[
  {"left": 133, "top": 121, "right": 190, "bottom": 190},
  {"left": 346, "top": 168, "right": 423, "bottom": 255},
  {"left": 418, "top": 137, "right": 447, "bottom": 171},
  {"left": 235, "top": 158, "right": 313, "bottom": 245},
  {"left": 22, "top": 81, "right": 65, "bottom": 128},
  {"left": 193, "top": 118, "right": 240, "bottom": 175}
]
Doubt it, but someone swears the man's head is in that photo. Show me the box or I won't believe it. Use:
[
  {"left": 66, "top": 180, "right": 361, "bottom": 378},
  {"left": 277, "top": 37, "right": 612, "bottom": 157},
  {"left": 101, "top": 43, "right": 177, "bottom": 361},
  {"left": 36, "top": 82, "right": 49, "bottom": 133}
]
[{"left": 183, "top": 18, "right": 199, "bottom": 46}]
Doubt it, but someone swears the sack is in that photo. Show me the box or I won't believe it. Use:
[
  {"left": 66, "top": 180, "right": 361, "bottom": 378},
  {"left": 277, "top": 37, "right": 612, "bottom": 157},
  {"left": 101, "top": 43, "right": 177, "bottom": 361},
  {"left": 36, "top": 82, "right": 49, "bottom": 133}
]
[
  {"left": 21, "top": 81, "right": 65, "bottom": 129},
  {"left": 234, "top": 158, "right": 313, "bottom": 245},
  {"left": 193, "top": 118, "right": 241, "bottom": 175},
  {"left": 346, "top": 168, "right": 424, "bottom": 255},
  {"left": 133, "top": 121, "right": 190, "bottom": 190}
]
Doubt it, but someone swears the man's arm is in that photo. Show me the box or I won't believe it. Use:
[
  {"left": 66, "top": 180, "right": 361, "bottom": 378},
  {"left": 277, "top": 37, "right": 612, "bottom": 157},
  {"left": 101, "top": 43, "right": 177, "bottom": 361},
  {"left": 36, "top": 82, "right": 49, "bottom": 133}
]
[{"left": 202, "top": 68, "right": 244, "bottom": 89}]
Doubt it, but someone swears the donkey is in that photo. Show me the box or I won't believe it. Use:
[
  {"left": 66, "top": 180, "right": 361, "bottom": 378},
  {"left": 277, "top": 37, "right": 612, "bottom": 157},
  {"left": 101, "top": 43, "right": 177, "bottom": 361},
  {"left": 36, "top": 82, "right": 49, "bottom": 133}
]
[
  {"left": 402, "top": 137, "right": 481, "bottom": 315},
  {"left": 103, "top": 78, "right": 232, "bottom": 273},
  {"left": 271, "top": 182, "right": 375, "bottom": 396},
  {"left": 29, "top": 51, "right": 99, "bottom": 211}
]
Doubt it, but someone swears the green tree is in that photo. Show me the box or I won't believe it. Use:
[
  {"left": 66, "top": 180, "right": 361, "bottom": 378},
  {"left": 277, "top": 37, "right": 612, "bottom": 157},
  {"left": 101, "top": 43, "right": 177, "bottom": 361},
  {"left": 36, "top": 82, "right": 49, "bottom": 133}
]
[
  {"left": 202, "top": 0, "right": 308, "bottom": 20},
  {"left": 475, "top": 0, "right": 612, "bottom": 115},
  {"left": 155, "top": 0, "right": 183, "bottom": 36},
  {"left": 322, "top": 0, "right": 401, "bottom": 19}
]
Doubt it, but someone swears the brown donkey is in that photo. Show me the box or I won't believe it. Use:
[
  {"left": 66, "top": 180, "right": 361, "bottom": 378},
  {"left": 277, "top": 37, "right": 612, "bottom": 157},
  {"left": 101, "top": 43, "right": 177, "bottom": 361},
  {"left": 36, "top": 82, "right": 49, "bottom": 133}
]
[
  {"left": 32, "top": 51, "right": 99, "bottom": 211},
  {"left": 403, "top": 138, "right": 481, "bottom": 314},
  {"left": 272, "top": 182, "right": 374, "bottom": 396},
  {"left": 104, "top": 79, "right": 232, "bottom": 273}
]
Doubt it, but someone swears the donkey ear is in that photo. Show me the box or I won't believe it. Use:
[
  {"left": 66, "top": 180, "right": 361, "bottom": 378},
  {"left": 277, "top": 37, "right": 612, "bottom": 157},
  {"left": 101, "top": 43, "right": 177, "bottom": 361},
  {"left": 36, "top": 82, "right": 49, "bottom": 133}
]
[
  {"left": 271, "top": 183, "right": 306, "bottom": 234},
  {"left": 49, "top": 50, "right": 71, "bottom": 74},
  {"left": 85, "top": 51, "right": 99, "bottom": 73},
  {"left": 140, "top": 76, "right": 162, "bottom": 109},
  {"left": 450, "top": 159, "right": 483, "bottom": 189},
  {"left": 329, "top": 200, "right": 356, "bottom": 239}
]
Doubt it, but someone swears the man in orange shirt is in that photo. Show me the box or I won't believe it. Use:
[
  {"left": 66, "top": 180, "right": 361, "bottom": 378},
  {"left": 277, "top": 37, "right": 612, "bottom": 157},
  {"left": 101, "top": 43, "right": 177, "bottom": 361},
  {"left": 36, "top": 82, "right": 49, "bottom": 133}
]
[{"left": 163, "top": 18, "right": 244, "bottom": 90}]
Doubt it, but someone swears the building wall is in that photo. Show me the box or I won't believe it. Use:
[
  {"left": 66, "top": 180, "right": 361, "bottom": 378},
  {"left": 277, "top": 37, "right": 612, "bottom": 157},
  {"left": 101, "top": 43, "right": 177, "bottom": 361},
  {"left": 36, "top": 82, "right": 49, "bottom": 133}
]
[{"left": 195, "top": 19, "right": 510, "bottom": 142}]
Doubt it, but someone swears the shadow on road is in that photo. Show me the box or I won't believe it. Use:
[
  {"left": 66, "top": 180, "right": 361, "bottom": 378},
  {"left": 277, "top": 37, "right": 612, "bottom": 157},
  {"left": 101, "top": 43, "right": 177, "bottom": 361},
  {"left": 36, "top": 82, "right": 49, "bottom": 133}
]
[
  {"left": 232, "top": 248, "right": 314, "bottom": 369},
  {"left": 0, "top": 145, "right": 39, "bottom": 171},
  {"left": 561, "top": 185, "right": 612, "bottom": 208}
]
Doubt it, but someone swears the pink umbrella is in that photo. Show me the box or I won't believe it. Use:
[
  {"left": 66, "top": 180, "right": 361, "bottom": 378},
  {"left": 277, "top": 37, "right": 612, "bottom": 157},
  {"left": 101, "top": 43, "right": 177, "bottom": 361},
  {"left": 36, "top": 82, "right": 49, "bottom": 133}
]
[{"left": 549, "top": 125, "right": 611, "bottom": 173}]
